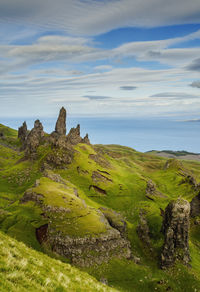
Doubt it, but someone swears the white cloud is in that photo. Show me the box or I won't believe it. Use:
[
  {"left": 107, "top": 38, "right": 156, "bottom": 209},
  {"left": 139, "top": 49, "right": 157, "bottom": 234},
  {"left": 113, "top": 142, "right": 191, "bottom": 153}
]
[
  {"left": 150, "top": 92, "right": 200, "bottom": 99},
  {"left": 94, "top": 65, "right": 113, "bottom": 71},
  {"left": 0, "top": 0, "right": 200, "bottom": 36}
]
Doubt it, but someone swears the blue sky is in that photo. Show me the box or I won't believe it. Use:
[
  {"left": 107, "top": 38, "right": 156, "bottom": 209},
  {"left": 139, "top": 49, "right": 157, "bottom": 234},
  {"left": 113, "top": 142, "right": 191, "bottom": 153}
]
[{"left": 0, "top": 0, "right": 200, "bottom": 119}]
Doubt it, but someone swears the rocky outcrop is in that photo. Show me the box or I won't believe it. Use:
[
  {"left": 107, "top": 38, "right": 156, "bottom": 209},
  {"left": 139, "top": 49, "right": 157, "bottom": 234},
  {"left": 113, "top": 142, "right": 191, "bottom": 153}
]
[
  {"left": 92, "top": 171, "right": 112, "bottom": 183},
  {"left": 137, "top": 210, "right": 152, "bottom": 250},
  {"left": 190, "top": 192, "right": 200, "bottom": 217},
  {"left": 160, "top": 198, "right": 190, "bottom": 269},
  {"left": 45, "top": 149, "right": 74, "bottom": 169},
  {"left": 45, "top": 227, "right": 131, "bottom": 267},
  {"left": 99, "top": 207, "right": 127, "bottom": 238},
  {"left": 25, "top": 120, "right": 44, "bottom": 158},
  {"left": 18, "top": 121, "right": 28, "bottom": 149},
  {"left": 18, "top": 107, "right": 91, "bottom": 163},
  {"left": 20, "top": 189, "right": 44, "bottom": 205},
  {"left": 82, "top": 133, "right": 90, "bottom": 144},
  {"left": 66, "top": 124, "right": 82, "bottom": 145},
  {"left": 145, "top": 180, "right": 166, "bottom": 200},
  {"left": 55, "top": 107, "right": 66, "bottom": 135}
]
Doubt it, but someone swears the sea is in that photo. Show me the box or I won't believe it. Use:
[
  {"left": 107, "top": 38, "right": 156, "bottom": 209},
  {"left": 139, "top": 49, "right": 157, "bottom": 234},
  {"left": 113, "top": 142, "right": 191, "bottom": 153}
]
[{"left": 1, "top": 117, "right": 200, "bottom": 153}]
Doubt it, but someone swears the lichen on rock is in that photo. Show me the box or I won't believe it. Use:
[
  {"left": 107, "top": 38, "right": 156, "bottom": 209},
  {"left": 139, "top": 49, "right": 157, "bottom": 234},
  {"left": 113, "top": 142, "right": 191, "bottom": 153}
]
[{"left": 160, "top": 198, "right": 190, "bottom": 269}]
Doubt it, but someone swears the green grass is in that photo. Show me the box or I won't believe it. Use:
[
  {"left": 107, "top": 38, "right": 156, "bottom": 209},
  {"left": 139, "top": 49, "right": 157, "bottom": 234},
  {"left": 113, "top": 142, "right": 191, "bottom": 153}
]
[
  {"left": 1, "top": 124, "right": 200, "bottom": 291},
  {"left": 0, "top": 230, "right": 116, "bottom": 292}
]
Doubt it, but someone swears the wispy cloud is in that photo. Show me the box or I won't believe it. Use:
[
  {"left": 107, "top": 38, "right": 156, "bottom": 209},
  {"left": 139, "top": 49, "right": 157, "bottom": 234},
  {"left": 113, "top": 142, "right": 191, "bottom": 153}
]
[
  {"left": 83, "top": 95, "right": 111, "bottom": 100},
  {"left": 0, "top": 0, "right": 200, "bottom": 36},
  {"left": 150, "top": 92, "right": 200, "bottom": 99},
  {"left": 120, "top": 86, "right": 137, "bottom": 91}
]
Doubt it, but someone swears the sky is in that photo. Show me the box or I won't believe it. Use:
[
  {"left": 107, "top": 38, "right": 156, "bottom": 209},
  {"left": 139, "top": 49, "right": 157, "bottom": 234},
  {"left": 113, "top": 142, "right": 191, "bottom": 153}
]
[{"left": 1, "top": 0, "right": 200, "bottom": 119}]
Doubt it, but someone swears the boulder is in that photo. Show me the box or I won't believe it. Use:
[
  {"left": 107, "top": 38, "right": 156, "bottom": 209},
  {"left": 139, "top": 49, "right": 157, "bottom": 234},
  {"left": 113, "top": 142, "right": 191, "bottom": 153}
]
[{"left": 160, "top": 198, "right": 190, "bottom": 268}]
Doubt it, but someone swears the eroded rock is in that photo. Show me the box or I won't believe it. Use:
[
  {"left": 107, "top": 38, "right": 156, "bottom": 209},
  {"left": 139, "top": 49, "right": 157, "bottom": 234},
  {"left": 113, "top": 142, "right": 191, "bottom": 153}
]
[
  {"left": 82, "top": 133, "right": 90, "bottom": 144},
  {"left": 66, "top": 124, "right": 82, "bottom": 145},
  {"left": 160, "top": 198, "right": 190, "bottom": 269},
  {"left": 55, "top": 107, "right": 66, "bottom": 135},
  {"left": 18, "top": 121, "right": 28, "bottom": 149},
  {"left": 45, "top": 149, "right": 74, "bottom": 168},
  {"left": 25, "top": 120, "right": 44, "bottom": 158},
  {"left": 190, "top": 192, "right": 200, "bottom": 217}
]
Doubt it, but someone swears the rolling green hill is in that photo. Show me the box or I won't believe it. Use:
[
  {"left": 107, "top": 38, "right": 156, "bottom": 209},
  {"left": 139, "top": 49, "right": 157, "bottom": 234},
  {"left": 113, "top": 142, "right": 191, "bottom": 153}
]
[{"left": 1, "top": 121, "right": 200, "bottom": 292}]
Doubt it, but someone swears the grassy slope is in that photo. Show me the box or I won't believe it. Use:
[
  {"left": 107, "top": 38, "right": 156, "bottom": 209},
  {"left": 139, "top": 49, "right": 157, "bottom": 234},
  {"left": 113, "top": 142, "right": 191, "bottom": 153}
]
[
  {"left": 0, "top": 125, "right": 200, "bottom": 291},
  {"left": 0, "top": 230, "right": 116, "bottom": 292}
]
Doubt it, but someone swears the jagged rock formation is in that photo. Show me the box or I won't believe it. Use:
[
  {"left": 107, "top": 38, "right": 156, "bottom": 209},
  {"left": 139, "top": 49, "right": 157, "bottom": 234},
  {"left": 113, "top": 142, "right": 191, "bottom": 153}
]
[
  {"left": 82, "top": 133, "right": 90, "bottom": 144},
  {"left": 55, "top": 107, "right": 66, "bottom": 135},
  {"left": 18, "top": 121, "right": 28, "bottom": 150},
  {"left": 66, "top": 124, "right": 82, "bottom": 145},
  {"left": 160, "top": 198, "right": 190, "bottom": 269},
  {"left": 25, "top": 120, "right": 44, "bottom": 157},
  {"left": 18, "top": 107, "right": 90, "bottom": 161}
]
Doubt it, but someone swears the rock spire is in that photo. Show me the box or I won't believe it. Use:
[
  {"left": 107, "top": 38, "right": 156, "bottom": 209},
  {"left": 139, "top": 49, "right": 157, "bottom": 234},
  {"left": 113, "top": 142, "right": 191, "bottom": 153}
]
[
  {"left": 160, "top": 198, "right": 190, "bottom": 268},
  {"left": 55, "top": 107, "right": 66, "bottom": 135},
  {"left": 18, "top": 121, "right": 28, "bottom": 150}
]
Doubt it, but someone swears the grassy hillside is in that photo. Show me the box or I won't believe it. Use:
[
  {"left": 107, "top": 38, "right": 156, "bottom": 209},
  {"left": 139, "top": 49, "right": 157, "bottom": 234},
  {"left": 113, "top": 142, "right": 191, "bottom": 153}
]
[
  {"left": 1, "top": 124, "right": 200, "bottom": 291},
  {"left": 0, "top": 230, "right": 115, "bottom": 292}
]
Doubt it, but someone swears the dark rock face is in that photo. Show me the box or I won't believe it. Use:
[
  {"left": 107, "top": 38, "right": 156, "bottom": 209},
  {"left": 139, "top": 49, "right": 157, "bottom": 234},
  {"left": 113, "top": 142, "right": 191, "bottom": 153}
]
[
  {"left": 18, "top": 121, "right": 28, "bottom": 149},
  {"left": 66, "top": 124, "right": 82, "bottom": 145},
  {"left": 55, "top": 107, "right": 66, "bottom": 135},
  {"left": 82, "top": 133, "right": 90, "bottom": 144},
  {"left": 48, "top": 228, "right": 131, "bottom": 267},
  {"left": 45, "top": 149, "right": 74, "bottom": 168},
  {"left": 25, "top": 120, "right": 44, "bottom": 157},
  {"left": 190, "top": 192, "right": 200, "bottom": 217},
  {"left": 160, "top": 198, "right": 190, "bottom": 269}
]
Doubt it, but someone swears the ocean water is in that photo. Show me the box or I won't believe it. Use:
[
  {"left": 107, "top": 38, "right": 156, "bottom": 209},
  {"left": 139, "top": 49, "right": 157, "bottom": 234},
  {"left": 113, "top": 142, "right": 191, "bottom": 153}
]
[{"left": 1, "top": 117, "right": 200, "bottom": 153}]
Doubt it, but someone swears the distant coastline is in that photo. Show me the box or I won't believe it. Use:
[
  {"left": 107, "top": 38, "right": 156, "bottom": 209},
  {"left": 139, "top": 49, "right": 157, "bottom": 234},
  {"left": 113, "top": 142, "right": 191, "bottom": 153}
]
[
  {"left": 148, "top": 150, "right": 200, "bottom": 161},
  {"left": 184, "top": 119, "right": 200, "bottom": 122}
]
